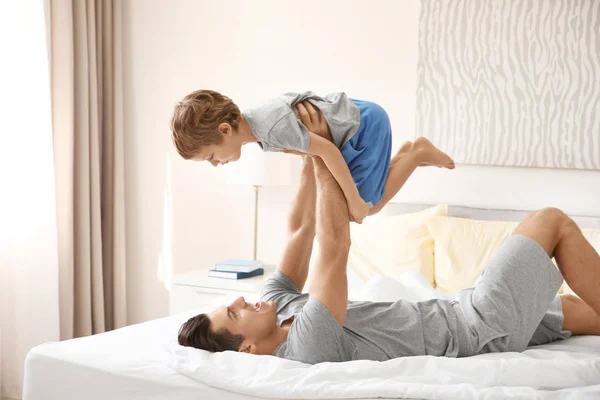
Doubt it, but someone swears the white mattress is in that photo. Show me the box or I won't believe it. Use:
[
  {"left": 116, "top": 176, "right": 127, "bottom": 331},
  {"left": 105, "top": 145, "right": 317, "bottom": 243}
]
[
  {"left": 23, "top": 274, "right": 600, "bottom": 400},
  {"left": 23, "top": 306, "right": 394, "bottom": 400},
  {"left": 23, "top": 309, "right": 266, "bottom": 400},
  {"left": 22, "top": 271, "right": 369, "bottom": 400}
]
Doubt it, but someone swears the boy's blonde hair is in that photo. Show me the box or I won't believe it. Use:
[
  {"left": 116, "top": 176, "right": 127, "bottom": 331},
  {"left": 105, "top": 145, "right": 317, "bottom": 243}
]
[{"left": 170, "top": 90, "right": 241, "bottom": 159}]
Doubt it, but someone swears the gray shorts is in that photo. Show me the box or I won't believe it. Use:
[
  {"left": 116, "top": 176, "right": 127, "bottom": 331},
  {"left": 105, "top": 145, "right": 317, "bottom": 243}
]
[{"left": 455, "top": 235, "right": 572, "bottom": 356}]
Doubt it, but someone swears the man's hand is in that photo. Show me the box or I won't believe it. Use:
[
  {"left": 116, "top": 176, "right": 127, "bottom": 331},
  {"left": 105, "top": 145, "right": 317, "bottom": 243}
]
[
  {"left": 296, "top": 101, "right": 333, "bottom": 142},
  {"left": 284, "top": 102, "right": 332, "bottom": 157}
]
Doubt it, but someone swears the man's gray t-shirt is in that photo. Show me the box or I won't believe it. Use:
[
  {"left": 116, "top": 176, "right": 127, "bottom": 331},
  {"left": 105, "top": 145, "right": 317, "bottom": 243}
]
[
  {"left": 241, "top": 91, "right": 360, "bottom": 153},
  {"left": 259, "top": 271, "right": 468, "bottom": 365}
]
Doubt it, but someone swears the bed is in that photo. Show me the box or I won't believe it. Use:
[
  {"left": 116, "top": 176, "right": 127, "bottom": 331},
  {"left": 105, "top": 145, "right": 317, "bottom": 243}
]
[
  {"left": 23, "top": 307, "right": 255, "bottom": 400},
  {"left": 23, "top": 204, "right": 600, "bottom": 400}
]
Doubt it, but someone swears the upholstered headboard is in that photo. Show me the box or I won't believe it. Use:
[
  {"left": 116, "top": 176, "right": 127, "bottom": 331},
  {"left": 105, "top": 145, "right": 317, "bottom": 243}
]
[{"left": 382, "top": 203, "right": 600, "bottom": 231}]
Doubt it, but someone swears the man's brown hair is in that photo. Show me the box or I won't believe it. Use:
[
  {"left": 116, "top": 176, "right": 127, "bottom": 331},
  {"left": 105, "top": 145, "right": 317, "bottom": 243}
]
[
  {"left": 170, "top": 90, "right": 241, "bottom": 159},
  {"left": 178, "top": 313, "right": 245, "bottom": 352}
]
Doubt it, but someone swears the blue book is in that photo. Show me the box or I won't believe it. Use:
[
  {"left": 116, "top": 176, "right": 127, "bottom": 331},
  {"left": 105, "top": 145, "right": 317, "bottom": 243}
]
[
  {"left": 215, "top": 259, "right": 263, "bottom": 273},
  {"left": 208, "top": 268, "right": 264, "bottom": 280}
]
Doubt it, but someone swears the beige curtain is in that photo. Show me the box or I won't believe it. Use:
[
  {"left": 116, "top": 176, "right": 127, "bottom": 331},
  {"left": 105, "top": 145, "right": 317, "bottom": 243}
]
[{"left": 49, "top": 0, "right": 127, "bottom": 339}]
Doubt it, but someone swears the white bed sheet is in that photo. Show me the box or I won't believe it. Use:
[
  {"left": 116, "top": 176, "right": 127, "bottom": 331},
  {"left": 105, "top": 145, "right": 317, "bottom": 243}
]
[
  {"left": 169, "top": 273, "right": 600, "bottom": 399},
  {"left": 170, "top": 338, "right": 600, "bottom": 399},
  {"left": 23, "top": 308, "right": 268, "bottom": 400}
]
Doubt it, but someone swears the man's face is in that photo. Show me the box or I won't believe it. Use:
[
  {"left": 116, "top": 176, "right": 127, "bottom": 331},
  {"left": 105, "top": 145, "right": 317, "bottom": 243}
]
[{"left": 208, "top": 296, "right": 278, "bottom": 352}]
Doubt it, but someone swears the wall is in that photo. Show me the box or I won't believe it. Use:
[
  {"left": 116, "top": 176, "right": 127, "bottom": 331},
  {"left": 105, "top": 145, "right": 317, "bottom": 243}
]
[
  {"left": 122, "top": 0, "right": 600, "bottom": 324},
  {"left": 417, "top": 0, "right": 600, "bottom": 170}
]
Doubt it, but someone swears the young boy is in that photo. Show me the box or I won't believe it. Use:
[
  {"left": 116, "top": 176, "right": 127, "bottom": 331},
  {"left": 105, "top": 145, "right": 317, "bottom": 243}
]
[{"left": 170, "top": 90, "right": 454, "bottom": 222}]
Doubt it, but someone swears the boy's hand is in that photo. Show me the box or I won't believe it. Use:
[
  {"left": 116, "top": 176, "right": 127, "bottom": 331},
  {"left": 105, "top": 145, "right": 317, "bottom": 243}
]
[
  {"left": 296, "top": 101, "right": 333, "bottom": 142},
  {"left": 349, "top": 198, "right": 368, "bottom": 224}
]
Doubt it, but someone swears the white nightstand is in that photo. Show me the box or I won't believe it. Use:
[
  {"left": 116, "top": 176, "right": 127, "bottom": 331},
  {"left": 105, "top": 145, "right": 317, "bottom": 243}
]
[{"left": 170, "top": 268, "right": 274, "bottom": 315}]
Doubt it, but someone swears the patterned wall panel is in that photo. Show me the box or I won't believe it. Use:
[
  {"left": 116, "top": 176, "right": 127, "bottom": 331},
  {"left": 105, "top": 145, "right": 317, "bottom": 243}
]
[{"left": 417, "top": 0, "right": 600, "bottom": 170}]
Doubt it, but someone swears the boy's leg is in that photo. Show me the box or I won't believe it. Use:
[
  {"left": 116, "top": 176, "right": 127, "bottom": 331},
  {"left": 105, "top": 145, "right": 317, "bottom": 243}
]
[
  {"left": 368, "top": 137, "right": 455, "bottom": 216},
  {"left": 391, "top": 141, "right": 413, "bottom": 163},
  {"left": 367, "top": 147, "right": 418, "bottom": 215},
  {"left": 513, "top": 208, "right": 600, "bottom": 316}
]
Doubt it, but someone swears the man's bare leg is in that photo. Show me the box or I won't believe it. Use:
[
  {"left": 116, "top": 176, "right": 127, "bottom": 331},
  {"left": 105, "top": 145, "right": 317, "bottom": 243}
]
[
  {"left": 561, "top": 294, "right": 600, "bottom": 335},
  {"left": 513, "top": 208, "right": 600, "bottom": 320},
  {"left": 275, "top": 156, "right": 316, "bottom": 292},
  {"left": 368, "top": 137, "right": 455, "bottom": 216}
]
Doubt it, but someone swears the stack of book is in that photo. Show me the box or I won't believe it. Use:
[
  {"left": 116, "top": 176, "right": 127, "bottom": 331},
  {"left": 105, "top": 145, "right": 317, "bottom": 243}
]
[{"left": 208, "top": 259, "right": 265, "bottom": 280}]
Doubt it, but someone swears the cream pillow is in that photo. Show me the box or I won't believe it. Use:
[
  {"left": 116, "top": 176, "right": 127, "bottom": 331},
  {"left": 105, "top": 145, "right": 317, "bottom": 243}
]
[
  {"left": 347, "top": 204, "right": 448, "bottom": 286},
  {"left": 426, "top": 216, "right": 519, "bottom": 292},
  {"left": 425, "top": 216, "right": 600, "bottom": 294}
]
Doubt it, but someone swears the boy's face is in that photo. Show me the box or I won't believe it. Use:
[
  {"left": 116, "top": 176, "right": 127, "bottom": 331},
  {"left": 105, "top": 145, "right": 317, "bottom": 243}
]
[{"left": 192, "top": 123, "right": 242, "bottom": 167}]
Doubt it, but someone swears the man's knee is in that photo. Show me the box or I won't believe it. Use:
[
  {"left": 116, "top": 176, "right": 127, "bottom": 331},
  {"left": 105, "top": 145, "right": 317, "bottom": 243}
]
[
  {"left": 535, "top": 207, "right": 566, "bottom": 221},
  {"left": 514, "top": 207, "right": 574, "bottom": 257},
  {"left": 535, "top": 207, "right": 579, "bottom": 236},
  {"left": 318, "top": 233, "right": 351, "bottom": 254},
  {"left": 523, "top": 207, "right": 574, "bottom": 232}
]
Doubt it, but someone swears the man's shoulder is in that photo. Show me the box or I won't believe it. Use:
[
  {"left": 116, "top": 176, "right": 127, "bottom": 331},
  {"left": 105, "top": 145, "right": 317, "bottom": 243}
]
[
  {"left": 282, "top": 297, "right": 357, "bottom": 364},
  {"left": 260, "top": 270, "right": 300, "bottom": 302}
]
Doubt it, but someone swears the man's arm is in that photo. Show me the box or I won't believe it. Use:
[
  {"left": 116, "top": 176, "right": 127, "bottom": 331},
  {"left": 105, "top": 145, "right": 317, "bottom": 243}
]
[
  {"left": 308, "top": 157, "right": 351, "bottom": 325},
  {"left": 276, "top": 156, "right": 316, "bottom": 291}
]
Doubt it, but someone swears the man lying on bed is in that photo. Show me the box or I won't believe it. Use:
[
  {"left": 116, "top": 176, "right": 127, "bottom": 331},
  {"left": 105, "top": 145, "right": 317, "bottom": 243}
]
[{"left": 178, "top": 104, "right": 600, "bottom": 364}]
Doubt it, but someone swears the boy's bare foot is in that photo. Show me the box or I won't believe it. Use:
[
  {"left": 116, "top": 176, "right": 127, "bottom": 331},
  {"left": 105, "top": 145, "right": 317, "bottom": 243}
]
[
  {"left": 391, "top": 139, "right": 455, "bottom": 168},
  {"left": 412, "top": 137, "right": 455, "bottom": 169}
]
